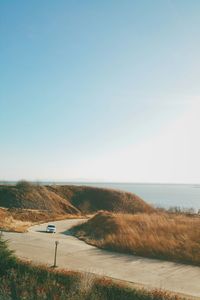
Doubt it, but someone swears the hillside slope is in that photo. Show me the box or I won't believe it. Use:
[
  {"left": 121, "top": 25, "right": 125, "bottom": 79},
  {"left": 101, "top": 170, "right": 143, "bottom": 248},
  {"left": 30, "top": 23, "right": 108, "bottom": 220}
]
[
  {"left": 72, "top": 211, "right": 200, "bottom": 266},
  {"left": 0, "top": 181, "right": 154, "bottom": 215},
  {"left": 50, "top": 185, "right": 154, "bottom": 214},
  {"left": 0, "top": 182, "right": 79, "bottom": 214}
]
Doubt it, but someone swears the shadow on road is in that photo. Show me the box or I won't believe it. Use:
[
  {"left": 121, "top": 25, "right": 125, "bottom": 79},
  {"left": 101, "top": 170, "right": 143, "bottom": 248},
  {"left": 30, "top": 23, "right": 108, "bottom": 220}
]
[{"left": 61, "top": 229, "right": 73, "bottom": 236}]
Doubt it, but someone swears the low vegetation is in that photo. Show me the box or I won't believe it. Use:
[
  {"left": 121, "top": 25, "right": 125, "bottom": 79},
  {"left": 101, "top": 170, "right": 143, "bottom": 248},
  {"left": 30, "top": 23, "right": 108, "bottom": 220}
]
[
  {"left": 51, "top": 184, "right": 154, "bottom": 214},
  {"left": 0, "top": 181, "right": 154, "bottom": 215},
  {"left": 0, "top": 181, "right": 155, "bottom": 232},
  {"left": 0, "top": 181, "right": 80, "bottom": 215},
  {"left": 72, "top": 211, "right": 200, "bottom": 266},
  {"left": 0, "top": 237, "right": 184, "bottom": 300},
  {"left": 0, "top": 208, "right": 31, "bottom": 232},
  {"left": 0, "top": 207, "right": 81, "bottom": 232}
]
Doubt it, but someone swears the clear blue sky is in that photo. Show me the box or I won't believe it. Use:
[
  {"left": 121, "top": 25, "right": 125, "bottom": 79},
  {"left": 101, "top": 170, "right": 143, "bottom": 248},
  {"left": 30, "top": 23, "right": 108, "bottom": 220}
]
[{"left": 1, "top": 1, "right": 200, "bottom": 182}]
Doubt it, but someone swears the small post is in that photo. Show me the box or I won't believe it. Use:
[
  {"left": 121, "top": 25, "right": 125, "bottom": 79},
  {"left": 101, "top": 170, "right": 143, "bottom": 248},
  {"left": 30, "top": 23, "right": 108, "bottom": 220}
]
[{"left": 53, "top": 241, "right": 59, "bottom": 268}]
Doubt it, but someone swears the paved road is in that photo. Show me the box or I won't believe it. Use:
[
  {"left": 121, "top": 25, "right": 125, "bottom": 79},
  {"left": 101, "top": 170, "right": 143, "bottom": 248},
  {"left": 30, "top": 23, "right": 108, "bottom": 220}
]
[{"left": 3, "top": 219, "right": 200, "bottom": 298}]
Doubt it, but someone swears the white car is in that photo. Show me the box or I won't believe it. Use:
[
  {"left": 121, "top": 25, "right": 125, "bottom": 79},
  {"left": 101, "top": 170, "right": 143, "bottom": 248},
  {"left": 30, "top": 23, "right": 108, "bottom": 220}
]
[{"left": 46, "top": 224, "right": 56, "bottom": 233}]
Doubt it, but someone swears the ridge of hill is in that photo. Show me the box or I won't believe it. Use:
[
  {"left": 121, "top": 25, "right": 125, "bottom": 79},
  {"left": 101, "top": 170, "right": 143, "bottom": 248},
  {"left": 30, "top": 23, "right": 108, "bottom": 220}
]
[
  {"left": 50, "top": 185, "right": 154, "bottom": 214},
  {"left": 0, "top": 181, "right": 154, "bottom": 215}
]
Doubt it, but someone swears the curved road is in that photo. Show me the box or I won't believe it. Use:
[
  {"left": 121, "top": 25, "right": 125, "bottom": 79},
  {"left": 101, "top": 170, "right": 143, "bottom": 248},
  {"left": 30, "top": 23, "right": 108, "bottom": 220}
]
[{"left": 3, "top": 219, "right": 200, "bottom": 299}]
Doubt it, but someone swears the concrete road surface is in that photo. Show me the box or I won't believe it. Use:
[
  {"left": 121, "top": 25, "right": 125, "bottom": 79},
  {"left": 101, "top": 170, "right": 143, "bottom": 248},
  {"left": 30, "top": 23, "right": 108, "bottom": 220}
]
[{"left": 3, "top": 219, "right": 200, "bottom": 298}]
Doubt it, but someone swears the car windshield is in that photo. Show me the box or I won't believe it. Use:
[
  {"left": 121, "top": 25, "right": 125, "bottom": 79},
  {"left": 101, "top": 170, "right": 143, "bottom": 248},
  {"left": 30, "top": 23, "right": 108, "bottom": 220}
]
[{"left": 48, "top": 225, "right": 55, "bottom": 228}]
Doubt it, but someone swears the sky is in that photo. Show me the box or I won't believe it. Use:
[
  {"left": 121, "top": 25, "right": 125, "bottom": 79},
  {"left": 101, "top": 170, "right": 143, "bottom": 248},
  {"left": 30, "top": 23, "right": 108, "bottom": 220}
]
[{"left": 0, "top": 0, "right": 200, "bottom": 183}]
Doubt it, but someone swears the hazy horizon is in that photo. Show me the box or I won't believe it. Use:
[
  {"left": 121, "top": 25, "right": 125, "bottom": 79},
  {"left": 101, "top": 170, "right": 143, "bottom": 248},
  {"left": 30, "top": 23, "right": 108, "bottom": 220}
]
[
  {"left": 1, "top": 1, "right": 200, "bottom": 183},
  {"left": 1, "top": 179, "right": 200, "bottom": 185}
]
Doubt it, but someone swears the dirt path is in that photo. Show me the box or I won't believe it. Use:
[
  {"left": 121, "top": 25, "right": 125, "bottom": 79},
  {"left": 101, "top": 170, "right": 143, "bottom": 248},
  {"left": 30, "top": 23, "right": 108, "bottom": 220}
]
[{"left": 3, "top": 219, "right": 200, "bottom": 298}]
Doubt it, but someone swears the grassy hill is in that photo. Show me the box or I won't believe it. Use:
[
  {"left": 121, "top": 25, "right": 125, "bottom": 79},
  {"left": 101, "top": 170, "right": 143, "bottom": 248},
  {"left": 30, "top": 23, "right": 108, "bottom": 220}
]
[
  {"left": 0, "top": 181, "right": 79, "bottom": 214},
  {"left": 0, "top": 181, "right": 154, "bottom": 231},
  {"left": 72, "top": 211, "right": 200, "bottom": 266},
  {"left": 50, "top": 185, "right": 154, "bottom": 214},
  {"left": 0, "top": 181, "right": 154, "bottom": 215}
]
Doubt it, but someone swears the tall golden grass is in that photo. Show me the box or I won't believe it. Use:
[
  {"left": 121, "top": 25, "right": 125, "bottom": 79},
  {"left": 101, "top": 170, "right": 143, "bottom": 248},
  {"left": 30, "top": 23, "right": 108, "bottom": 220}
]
[{"left": 73, "top": 211, "right": 200, "bottom": 266}]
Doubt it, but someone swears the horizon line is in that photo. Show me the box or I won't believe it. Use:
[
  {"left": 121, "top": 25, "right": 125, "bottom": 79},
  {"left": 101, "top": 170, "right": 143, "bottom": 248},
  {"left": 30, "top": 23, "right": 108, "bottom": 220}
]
[{"left": 0, "top": 180, "right": 199, "bottom": 185}]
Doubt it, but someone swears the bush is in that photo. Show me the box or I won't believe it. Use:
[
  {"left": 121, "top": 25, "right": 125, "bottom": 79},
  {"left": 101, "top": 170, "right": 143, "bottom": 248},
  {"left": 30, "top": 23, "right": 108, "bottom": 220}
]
[
  {"left": 0, "top": 238, "right": 16, "bottom": 276},
  {"left": 16, "top": 180, "right": 33, "bottom": 191}
]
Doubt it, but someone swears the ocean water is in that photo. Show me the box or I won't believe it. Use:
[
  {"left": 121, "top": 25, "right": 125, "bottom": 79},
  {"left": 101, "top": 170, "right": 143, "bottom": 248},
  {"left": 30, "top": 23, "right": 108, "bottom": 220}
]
[{"left": 64, "top": 182, "right": 200, "bottom": 211}]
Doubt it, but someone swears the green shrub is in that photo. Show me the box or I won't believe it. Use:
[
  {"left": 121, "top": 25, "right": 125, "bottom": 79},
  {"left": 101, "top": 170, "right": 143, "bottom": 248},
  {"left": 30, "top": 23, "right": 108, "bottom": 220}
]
[{"left": 0, "top": 238, "right": 16, "bottom": 275}]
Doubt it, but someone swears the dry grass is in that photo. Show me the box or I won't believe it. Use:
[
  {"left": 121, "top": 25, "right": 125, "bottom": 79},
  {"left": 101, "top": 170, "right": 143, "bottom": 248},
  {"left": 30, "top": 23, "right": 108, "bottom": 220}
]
[
  {"left": 0, "top": 182, "right": 155, "bottom": 232},
  {"left": 52, "top": 184, "right": 155, "bottom": 214},
  {"left": 0, "top": 182, "right": 154, "bottom": 215},
  {"left": 0, "top": 208, "right": 31, "bottom": 232},
  {"left": 0, "top": 182, "right": 80, "bottom": 214},
  {"left": 72, "top": 211, "right": 200, "bottom": 266},
  {"left": 0, "top": 207, "right": 83, "bottom": 232}
]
